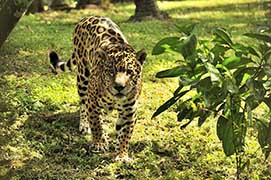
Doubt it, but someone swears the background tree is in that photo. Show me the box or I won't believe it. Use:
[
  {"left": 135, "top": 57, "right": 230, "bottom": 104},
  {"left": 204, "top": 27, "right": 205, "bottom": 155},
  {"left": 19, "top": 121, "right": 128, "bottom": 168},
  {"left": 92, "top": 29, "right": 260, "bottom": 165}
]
[
  {"left": 263, "top": 1, "right": 271, "bottom": 24},
  {"left": 111, "top": 0, "right": 132, "bottom": 2},
  {"left": 26, "top": 0, "right": 45, "bottom": 14},
  {"left": 49, "top": 0, "right": 72, "bottom": 11},
  {"left": 76, "top": 0, "right": 111, "bottom": 9},
  {"left": 0, "top": 0, "right": 33, "bottom": 48},
  {"left": 129, "top": 0, "right": 169, "bottom": 21}
]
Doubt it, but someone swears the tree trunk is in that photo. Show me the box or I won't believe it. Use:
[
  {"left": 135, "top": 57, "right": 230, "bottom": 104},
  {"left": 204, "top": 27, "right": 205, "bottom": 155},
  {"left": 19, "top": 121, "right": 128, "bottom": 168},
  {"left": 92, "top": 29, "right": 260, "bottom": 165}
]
[
  {"left": 263, "top": 1, "right": 271, "bottom": 28},
  {"left": 49, "top": 0, "right": 71, "bottom": 11},
  {"left": 129, "top": 0, "right": 169, "bottom": 21},
  {"left": 76, "top": 0, "right": 100, "bottom": 9},
  {"left": 26, "top": 0, "right": 44, "bottom": 14},
  {"left": 111, "top": 0, "right": 132, "bottom": 3},
  {"left": 0, "top": 0, "right": 33, "bottom": 48},
  {"left": 76, "top": 0, "right": 111, "bottom": 9}
]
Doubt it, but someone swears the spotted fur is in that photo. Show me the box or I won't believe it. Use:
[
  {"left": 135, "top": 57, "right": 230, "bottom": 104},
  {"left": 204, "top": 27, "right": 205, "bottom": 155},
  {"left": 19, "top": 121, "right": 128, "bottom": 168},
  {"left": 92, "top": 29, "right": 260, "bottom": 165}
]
[{"left": 49, "top": 16, "right": 147, "bottom": 162}]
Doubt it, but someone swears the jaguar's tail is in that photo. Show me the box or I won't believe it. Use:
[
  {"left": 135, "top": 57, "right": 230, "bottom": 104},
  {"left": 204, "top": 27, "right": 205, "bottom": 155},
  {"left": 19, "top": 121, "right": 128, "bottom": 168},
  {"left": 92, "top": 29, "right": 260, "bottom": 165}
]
[{"left": 49, "top": 51, "right": 76, "bottom": 74}]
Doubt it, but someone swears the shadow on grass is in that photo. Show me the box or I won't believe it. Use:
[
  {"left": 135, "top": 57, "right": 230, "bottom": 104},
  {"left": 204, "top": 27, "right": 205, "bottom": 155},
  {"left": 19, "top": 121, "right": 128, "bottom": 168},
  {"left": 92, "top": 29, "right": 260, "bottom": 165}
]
[
  {"left": 1, "top": 110, "right": 115, "bottom": 179},
  {"left": 0, "top": 98, "right": 198, "bottom": 179},
  {"left": 0, "top": 45, "right": 50, "bottom": 76},
  {"left": 0, "top": 109, "right": 165, "bottom": 179}
]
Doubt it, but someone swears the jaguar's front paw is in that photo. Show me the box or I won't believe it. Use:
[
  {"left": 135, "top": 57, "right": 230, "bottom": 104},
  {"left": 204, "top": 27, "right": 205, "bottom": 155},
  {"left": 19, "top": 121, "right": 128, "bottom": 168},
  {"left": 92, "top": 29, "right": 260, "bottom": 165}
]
[
  {"left": 115, "top": 154, "right": 134, "bottom": 163},
  {"left": 91, "top": 136, "right": 109, "bottom": 153},
  {"left": 79, "top": 121, "right": 91, "bottom": 134},
  {"left": 91, "top": 141, "right": 109, "bottom": 153}
]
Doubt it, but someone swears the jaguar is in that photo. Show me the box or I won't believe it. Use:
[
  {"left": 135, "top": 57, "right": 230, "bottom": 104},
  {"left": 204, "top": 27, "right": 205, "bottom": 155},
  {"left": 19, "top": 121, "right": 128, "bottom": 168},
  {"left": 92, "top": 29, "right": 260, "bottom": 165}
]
[{"left": 49, "top": 15, "right": 146, "bottom": 162}]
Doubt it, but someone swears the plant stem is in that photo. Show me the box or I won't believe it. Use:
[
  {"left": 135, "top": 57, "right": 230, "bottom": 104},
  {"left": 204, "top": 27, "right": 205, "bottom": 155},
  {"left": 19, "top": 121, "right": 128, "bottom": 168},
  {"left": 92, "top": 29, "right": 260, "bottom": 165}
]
[{"left": 236, "top": 154, "right": 241, "bottom": 180}]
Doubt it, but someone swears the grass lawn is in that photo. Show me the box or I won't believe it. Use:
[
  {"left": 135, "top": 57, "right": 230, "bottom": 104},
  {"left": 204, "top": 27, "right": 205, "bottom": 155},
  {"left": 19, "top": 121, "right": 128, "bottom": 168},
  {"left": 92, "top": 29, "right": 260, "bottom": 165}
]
[{"left": 0, "top": 0, "right": 270, "bottom": 179}]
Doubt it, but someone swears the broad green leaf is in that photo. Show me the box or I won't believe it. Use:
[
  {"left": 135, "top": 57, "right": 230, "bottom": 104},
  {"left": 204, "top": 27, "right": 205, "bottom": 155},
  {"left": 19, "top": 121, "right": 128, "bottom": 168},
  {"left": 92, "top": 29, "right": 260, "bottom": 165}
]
[
  {"left": 156, "top": 65, "right": 190, "bottom": 78},
  {"left": 179, "top": 76, "right": 200, "bottom": 86},
  {"left": 240, "top": 73, "right": 252, "bottom": 87},
  {"left": 213, "top": 28, "right": 233, "bottom": 46},
  {"left": 180, "top": 119, "right": 194, "bottom": 129},
  {"left": 247, "top": 46, "right": 260, "bottom": 58},
  {"left": 204, "top": 90, "right": 226, "bottom": 109},
  {"left": 217, "top": 115, "right": 235, "bottom": 156},
  {"left": 263, "top": 49, "right": 271, "bottom": 61},
  {"left": 232, "top": 43, "right": 260, "bottom": 59},
  {"left": 223, "top": 73, "right": 239, "bottom": 94},
  {"left": 263, "top": 96, "right": 271, "bottom": 110},
  {"left": 264, "top": 80, "right": 271, "bottom": 90},
  {"left": 198, "top": 111, "right": 209, "bottom": 127},
  {"left": 246, "top": 95, "right": 261, "bottom": 110},
  {"left": 152, "top": 35, "right": 197, "bottom": 59},
  {"left": 177, "top": 107, "right": 192, "bottom": 122},
  {"left": 194, "top": 64, "right": 206, "bottom": 76},
  {"left": 232, "top": 112, "right": 246, "bottom": 150},
  {"left": 181, "top": 34, "right": 198, "bottom": 58},
  {"left": 152, "top": 37, "right": 181, "bottom": 55},
  {"left": 217, "top": 115, "right": 228, "bottom": 141},
  {"left": 211, "top": 44, "right": 229, "bottom": 55},
  {"left": 266, "top": 121, "right": 271, "bottom": 159},
  {"left": 264, "top": 64, "right": 271, "bottom": 78},
  {"left": 246, "top": 78, "right": 255, "bottom": 90},
  {"left": 196, "top": 77, "right": 226, "bottom": 108},
  {"left": 196, "top": 77, "right": 212, "bottom": 92},
  {"left": 258, "top": 27, "right": 271, "bottom": 33},
  {"left": 152, "top": 90, "right": 189, "bottom": 119},
  {"left": 175, "top": 23, "right": 197, "bottom": 36},
  {"left": 244, "top": 33, "right": 271, "bottom": 43},
  {"left": 217, "top": 102, "right": 225, "bottom": 113},
  {"left": 246, "top": 79, "right": 266, "bottom": 100},
  {"left": 211, "top": 45, "right": 229, "bottom": 64},
  {"left": 247, "top": 104, "right": 253, "bottom": 122},
  {"left": 204, "top": 62, "right": 222, "bottom": 82},
  {"left": 256, "top": 119, "right": 271, "bottom": 159},
  {"left": 259, "top": 43, "right": 271, "bottom": 58},
  {"left": 222, "top": 56, "right": 240, "bottom": 66},
  {"left": 230, "top": 95, "right": 241, "bottom": 113},
  {"left": 232, "top": 43, "right": 250, "bottom": 55},
  {"left": 257, "top": 119, "right": 268, "bottom": 148},
  {"left": 173, "top": 85, "right": 184, "bottom": 96},
  {"left": 222, "top": 126, "right": 235, "bottom": 156},
  {"left": 233, "top": 67, "right": 255, "bottom": 86},
  {"left": 222, "top": 56, "right": 251, "bottom": 69},
  {"left": 216, "top": 64, "right": 238, "bottom": 94}
]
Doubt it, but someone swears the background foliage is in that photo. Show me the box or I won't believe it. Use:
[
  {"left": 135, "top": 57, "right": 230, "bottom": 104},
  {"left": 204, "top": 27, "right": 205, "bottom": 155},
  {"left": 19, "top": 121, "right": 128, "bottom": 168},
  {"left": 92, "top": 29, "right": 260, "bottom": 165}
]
[{"left": 152, "top": 23, "right": 271, "bottom": 178}]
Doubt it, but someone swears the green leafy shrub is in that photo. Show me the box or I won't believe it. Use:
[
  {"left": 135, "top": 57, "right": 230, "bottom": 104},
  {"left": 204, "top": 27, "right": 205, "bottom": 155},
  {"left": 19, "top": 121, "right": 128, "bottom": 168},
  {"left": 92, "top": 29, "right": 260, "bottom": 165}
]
[{"left": 152, "top": 24, "right": 271, "bottom": 178}]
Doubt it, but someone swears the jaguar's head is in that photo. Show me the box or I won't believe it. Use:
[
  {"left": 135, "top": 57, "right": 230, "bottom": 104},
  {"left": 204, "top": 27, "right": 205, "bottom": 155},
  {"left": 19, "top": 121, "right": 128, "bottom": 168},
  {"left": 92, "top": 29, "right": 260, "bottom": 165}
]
[{"left": 97, "top": 44, "right": 147, "bottom": 98}]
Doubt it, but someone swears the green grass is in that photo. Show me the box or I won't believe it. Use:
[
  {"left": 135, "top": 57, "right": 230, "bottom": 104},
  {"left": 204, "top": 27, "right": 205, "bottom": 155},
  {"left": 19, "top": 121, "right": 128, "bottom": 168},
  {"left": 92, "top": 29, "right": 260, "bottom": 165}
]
[{"left": 0, "top": 0, "right": 270, "bottom": 179}]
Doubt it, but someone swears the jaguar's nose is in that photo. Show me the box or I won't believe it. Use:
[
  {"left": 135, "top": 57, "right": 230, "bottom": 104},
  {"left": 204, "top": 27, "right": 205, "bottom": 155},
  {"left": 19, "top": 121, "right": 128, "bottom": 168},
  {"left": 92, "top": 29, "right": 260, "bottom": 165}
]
[
  {"left": 114, "top": 83, "right": 125, "bottom": 92},
  {"left": 114, "top": 72, "right": 128, "bottom": 93}
]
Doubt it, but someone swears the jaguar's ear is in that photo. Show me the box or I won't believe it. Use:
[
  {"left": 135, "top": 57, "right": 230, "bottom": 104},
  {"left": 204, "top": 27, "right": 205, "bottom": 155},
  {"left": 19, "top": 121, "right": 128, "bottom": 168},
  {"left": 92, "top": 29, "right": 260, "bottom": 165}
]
[{"left": 136, "top": 49, "right": 147, "bottom": 65}]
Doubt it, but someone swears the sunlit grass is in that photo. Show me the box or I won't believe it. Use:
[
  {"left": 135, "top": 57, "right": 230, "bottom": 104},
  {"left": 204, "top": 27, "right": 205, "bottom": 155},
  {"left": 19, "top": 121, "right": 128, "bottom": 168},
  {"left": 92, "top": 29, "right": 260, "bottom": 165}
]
[
  {"left": 0, "top": 0, "right": 270, "bottom": 179},
  {"left": 159, "top": 0, "right": 262, "bottom": 9}
]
